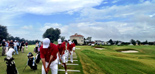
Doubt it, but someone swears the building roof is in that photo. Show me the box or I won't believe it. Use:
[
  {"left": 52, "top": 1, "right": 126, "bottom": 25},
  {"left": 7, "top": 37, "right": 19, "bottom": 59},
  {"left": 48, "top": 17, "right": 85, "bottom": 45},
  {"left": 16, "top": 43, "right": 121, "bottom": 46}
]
[{"left": 70, "top": 33, "right": 84, "bottom": 37}]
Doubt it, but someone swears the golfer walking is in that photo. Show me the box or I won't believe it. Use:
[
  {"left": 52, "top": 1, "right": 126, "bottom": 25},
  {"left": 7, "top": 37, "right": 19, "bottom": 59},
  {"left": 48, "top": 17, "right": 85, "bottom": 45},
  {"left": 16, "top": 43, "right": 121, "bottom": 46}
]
[{"left": 40, "top": 38, "right": 59, "bottom": 74}]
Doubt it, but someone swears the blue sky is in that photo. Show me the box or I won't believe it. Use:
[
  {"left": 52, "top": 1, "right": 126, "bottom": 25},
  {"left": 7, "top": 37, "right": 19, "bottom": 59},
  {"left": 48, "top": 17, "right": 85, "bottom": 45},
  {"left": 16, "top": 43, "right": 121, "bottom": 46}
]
[{"left": 0, "top": 0, "right": 155, "bottom": 41}]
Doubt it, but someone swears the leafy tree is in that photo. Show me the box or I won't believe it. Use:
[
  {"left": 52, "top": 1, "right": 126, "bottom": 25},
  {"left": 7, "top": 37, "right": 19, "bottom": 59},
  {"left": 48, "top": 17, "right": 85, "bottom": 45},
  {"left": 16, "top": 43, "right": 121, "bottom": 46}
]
[
  {"left": 130, "top": 39, "right": 136, "bottom": 46},
  {"left": 7, "top": 35, "right": 14, "bottom": 41},
  {"left": 144, "top": 40, "right": 148, "bottom": 44},
  {"left": 14, "top": 37, "right": 20, "bottom": 41},
  {"left": 136, "top": 40, "right": 141, "bottom": 45},
  {"left": 43, "top": 27, "right": 61, "bottom": 43},
  {"left": 0, "top": 25, "right": 8, "bottom": 43},
  {"left": 86, "top": 37, "right": 92, "bottom": 42},
  {"left": 115, "top": 41, "right": 118, "bottom": 45},
  {"left": 84, "top": 38, "right": 86, "bottom": 45},
  {"left": 108, "top": 39, "right": 114, "bottom": 45},
  {"left": 72, "top": 39, "right": 78, "bottom": 45}
]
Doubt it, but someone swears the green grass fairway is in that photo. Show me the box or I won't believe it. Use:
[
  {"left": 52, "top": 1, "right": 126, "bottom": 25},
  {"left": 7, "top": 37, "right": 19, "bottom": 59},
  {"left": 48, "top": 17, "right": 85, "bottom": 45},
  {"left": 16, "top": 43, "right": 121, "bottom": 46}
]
[
  {"left": 0, "top": 45, "right": 83, "bottom": 74},
  {"left": 1, "top": 45, "right": 155, "bottom": 74},
  {"left": 76, "top": 45, "right": 155, "bottom": 74}
]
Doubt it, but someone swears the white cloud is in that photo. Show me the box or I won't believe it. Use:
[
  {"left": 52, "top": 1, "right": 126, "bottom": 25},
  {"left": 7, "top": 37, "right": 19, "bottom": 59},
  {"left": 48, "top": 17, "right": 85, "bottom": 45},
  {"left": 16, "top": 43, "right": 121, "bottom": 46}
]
[
  {"left": 0, "top": 0, "right": 103, "bottom": 15},
  {"left": 112, "top": 0, "right": 119, "bottom": 3},
  {"left": 1, "top": 0, "right": 155, "bottom": 41},
  {"left": 149, "top": 13, "right": 155, "bottom": 17},
  {"left": 40, "top": 23, "right": 62, "bottom": 32},
  {"left": 21, "top": 25, "right": 33, "bottom": 30},
  {"left": 79, "top": 1, "right": 155, "bottom": 21},
  {"left": 103, "top": 2, "right": 108, "bottom": 4}
]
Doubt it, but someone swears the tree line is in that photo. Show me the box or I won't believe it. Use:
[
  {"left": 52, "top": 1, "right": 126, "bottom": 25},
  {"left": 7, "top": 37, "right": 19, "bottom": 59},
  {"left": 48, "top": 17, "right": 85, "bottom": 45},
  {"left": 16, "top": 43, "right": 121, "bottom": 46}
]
[
  {"left": 0, "top": 25, "right": 63, "bottom": 44},
  {"left": 0, "top": 25, "right": 40, "bottom": 44},
  {"left": 107, "top": 39, "right": 155, "bottom": 46}
]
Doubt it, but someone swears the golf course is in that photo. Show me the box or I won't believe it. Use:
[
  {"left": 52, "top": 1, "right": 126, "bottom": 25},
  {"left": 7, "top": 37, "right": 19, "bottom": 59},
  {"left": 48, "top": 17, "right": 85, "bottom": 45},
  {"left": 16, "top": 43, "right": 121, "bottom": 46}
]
[{"left": 0, "top": 45, "right": 155, "bottom": 74}]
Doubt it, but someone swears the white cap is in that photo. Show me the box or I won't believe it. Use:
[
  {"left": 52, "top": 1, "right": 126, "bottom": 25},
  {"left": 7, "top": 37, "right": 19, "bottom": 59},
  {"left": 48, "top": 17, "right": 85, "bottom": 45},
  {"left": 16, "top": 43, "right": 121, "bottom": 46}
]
[
  {"left": 69, "top": 41, "right": 72, "bottom": 45},
  {"left": 58, "top": 39, "right": 62, "bottom": 44},
  {"left": 15, "top": 40, "right": 16, "bottom": 41},
  {"left": 43, "top": 38, "right": 50, "bottom": 48},
  {"left": 3, "top": 39, "right": 5, "bottom": 41}
]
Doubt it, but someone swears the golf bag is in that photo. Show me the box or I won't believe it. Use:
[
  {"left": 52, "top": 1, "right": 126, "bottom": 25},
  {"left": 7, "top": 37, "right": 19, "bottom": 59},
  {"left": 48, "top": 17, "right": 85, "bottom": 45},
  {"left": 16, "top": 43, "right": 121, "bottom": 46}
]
[
  {"left": 35, "top": 52, "right": 41, "bottom": 63},
  {"left": 4, "top": 57, "right": 18, "bottom": 74},
  {"left": 27, "top": 52, "right": 37, "bottom": 70}
]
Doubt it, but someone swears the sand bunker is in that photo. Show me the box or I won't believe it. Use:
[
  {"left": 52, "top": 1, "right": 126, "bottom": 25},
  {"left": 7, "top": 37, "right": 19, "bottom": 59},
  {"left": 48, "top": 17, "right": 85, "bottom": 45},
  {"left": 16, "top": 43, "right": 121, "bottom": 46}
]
[
  {"left": 95, "top": 48, "right": 104, "bottom": 50},
  {"left": 121, "top": 50, "right": 138, "bottom": 53},
  {"left": 116, "top": 49, "right": 139, "bottom": 53}
]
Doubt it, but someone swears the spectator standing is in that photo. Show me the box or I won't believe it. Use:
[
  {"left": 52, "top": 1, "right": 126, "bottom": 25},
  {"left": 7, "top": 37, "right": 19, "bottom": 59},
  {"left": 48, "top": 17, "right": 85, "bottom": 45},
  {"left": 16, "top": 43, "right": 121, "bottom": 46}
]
[
  {"left": 17, "top": 41, "right": 19, "bottom": 51},
  {"left": 25, "top": 42, "right": 28, "bottom": 50},
  {"left": 2, "top": 39, "right": 6, "bottom": 56},
  {"left": 19, "top": 42, "right": 22, "bottom": 51},
  {"left": 5, "top": 40, "right": 9, "bottom": 54},
  {"left": 21, "top": 41, "right": 25, "bottom": 53},
  {"left": 35, "top": 42, "right": 39, "bottom": 53},
  {"left": 9, "top": 40, "right": 14, "bottom": 48},
  {"left": 14, "top": 40, "right": 18, "bottom": 55},
  {"left": 39, "top": 41, "right": 42, "bottom": 48}
]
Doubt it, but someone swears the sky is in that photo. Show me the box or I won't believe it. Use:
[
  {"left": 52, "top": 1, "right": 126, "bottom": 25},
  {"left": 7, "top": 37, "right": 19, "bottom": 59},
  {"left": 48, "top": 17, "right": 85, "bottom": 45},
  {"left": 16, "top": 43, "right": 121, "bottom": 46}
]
[{"left": 0, "top": 0, "right": 155, "bottom": 42}]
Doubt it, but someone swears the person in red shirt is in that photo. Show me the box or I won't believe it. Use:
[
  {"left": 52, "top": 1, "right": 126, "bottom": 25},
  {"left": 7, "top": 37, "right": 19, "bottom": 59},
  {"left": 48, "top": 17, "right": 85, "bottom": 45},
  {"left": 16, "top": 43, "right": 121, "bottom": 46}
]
[
  {"left": 57, "top": 39, "right": 67, "bottom": 74},
  {"left": 25, "top": 42, "right": 28, "bottom": 50},
  {"left": 62, "top": 40, "right": 68, "bottom": 58},
  {"left": 66, "top": 41, "right": 74, "bottom": 63},
  {"left": 40, "top": 38, "right": 59, "bottom": 74},
  {"left": 72, "top": 42, "right": 76, "bottom": 52}
]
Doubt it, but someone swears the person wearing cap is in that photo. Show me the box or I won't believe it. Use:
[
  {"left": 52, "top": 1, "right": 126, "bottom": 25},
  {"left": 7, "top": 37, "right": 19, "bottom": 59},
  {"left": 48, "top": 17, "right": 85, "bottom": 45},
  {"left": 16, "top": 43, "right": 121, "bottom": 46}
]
[
  {"left": 62, "top": 40, "right": 68, "bottom": 59},
  {"left": 2, "top": 39, "right": 6, "bottom": 56},
  {"left": 40, "top": 38, "right": 60, "bottom": 74},
  {"left": 14, "top": 40, "right": 18, "bottom": 55},
  {"left": 57, "top": 39, "right": 67, "bottom": 74},
  {"left": 66, "top": 41, "right": 74, "bottom": 63}
]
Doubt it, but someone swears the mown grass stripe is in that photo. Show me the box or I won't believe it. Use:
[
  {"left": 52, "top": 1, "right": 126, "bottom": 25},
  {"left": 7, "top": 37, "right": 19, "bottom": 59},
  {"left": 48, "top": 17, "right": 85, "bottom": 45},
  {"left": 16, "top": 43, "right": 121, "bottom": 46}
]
[
  {"left": 66, "top": 64, "right": 79, "bottom": 65},
  {"left": 58, "top": 69, "right": 80, "bottom": 72}
]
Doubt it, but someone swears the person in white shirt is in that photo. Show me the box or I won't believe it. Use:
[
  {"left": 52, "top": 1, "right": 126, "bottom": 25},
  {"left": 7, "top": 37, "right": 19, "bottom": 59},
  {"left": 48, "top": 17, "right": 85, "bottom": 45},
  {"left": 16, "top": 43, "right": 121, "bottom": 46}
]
[
  {"left": 6, "top": 48, "right": 15, "bottom": 58},
  {"left": 14, "top": 40, "right": 18, "bottom": 55},
  {"left": 5, "top": 40, "right": 9, "bottom": 55}
]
